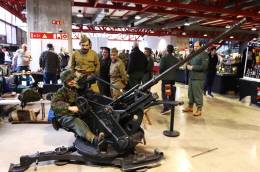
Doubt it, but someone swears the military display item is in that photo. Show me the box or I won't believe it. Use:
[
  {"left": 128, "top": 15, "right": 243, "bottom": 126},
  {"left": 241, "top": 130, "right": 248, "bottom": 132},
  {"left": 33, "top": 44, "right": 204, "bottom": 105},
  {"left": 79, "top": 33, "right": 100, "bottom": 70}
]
[
  {"left": 9, "top": 18, "right": 246, "bottom": 172},
  {"left": 18, "top": 88, "right": 42, "bottom": 108}
]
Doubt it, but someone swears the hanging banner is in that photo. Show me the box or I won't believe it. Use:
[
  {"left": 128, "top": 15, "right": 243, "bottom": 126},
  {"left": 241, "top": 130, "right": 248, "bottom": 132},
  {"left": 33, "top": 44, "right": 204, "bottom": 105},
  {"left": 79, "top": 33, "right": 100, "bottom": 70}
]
[
  {"left": 30, "top": 32, "right": 68, "bottom": 40},
  {"left": 257, "top": 87, "right": 260, "bottom": 103}
]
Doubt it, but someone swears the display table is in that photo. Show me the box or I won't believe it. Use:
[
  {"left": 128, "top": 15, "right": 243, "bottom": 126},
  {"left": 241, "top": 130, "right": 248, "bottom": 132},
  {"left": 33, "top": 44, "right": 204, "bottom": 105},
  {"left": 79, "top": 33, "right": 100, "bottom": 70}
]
[
  {"left": 239, "top": 78, "right": 260, "bottom": 106},
  {"left": 0, "top": 96, "right": 50, "bottom": 120},
  {"left": 212, "top": 73, "right": 238, "bottom": 94}
]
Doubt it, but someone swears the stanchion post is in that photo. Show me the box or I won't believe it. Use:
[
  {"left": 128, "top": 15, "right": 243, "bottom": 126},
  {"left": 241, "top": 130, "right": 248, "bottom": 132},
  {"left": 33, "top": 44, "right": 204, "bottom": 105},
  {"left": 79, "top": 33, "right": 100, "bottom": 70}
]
[{"left": 163, "top": 84, "right": 180, "bottom": 137}]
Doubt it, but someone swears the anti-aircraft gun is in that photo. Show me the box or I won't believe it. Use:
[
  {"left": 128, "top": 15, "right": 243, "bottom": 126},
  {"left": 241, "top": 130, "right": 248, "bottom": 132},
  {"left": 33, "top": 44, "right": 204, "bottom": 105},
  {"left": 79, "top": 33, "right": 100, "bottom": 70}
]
[{"left": 9, "top": 18, "right": 246, "bottom": 172}]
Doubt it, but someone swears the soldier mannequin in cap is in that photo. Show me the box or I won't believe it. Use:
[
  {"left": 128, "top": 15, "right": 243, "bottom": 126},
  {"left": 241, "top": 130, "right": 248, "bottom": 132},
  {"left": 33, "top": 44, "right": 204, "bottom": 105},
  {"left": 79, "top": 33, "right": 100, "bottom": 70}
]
[
  {"left": 110, "top": 48, "right": 128, "bottom": 99},
  {"left": 70, "top": 35, "right": 100, "bottom": 92},
  {"left": 51, "top": 70, "right": 104, "bottom": 146},
  {"left": 182, "top": 41, "right": 208, "bottom": 116}
]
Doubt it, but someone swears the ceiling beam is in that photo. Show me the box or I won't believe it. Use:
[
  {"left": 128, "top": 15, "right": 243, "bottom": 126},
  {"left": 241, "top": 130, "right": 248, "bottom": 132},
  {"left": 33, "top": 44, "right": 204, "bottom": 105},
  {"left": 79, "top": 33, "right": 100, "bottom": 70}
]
[
  {"left": 0, "top": 0, "right": 26, "bottom": 22},
  {"left": 72, "top": 25, "right": 256, "bottom": 41},
  {"left": 73, "top": 2, "right": 240, "bottom": 21},
  {"left": 112, "top": 0, "right": 260, "bottom": 19}
]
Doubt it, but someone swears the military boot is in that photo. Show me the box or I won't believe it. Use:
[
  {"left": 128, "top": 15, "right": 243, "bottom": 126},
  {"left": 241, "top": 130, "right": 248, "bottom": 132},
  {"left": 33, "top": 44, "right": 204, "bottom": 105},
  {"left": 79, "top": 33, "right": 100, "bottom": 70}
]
[
  {"left": 92, "top": 132, "right": 105, "bottom": 149},
  {"left": 182, "top": 105, "right": 193, "bottom": 113},
  {"left": 193, "top": 107, "right": 202, "bottom": 116}
]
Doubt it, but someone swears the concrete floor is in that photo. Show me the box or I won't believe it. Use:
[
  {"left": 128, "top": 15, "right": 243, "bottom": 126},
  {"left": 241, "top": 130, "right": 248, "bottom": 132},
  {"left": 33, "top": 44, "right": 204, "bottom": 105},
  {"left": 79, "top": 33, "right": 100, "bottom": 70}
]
[{"left": 0, "top": 82, "right": 260, "bottom": 172}]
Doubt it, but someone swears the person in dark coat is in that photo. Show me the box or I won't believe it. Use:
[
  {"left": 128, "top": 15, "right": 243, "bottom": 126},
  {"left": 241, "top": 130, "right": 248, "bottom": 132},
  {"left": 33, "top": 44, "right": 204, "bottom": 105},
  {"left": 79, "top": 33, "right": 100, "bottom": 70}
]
[
  {"left": 0, "top": 48, "right": 5, "bottom": 64},
  {"left": 160, "top": 45, "right": 179, "bottom": 114},
  {"left": 182, "top": 41, "right": 208, "bottom": 116},
  {"left": 39, "top": 43, "right": 60, "bottom": 84},
  {"left": 98, "top": 47, "right": 111, "bottom": 97},
  {"left": 204, "top": 47, "right": 218, "bottom": 97},
  {"left": 127, "top": 42, "right": 147, "bottom": 89},
  {"left": 59, "top": 47, "right": 70, "bottom": 71},
  {"left": 142, "top": 47, "right": 154, "bottom": 84}
]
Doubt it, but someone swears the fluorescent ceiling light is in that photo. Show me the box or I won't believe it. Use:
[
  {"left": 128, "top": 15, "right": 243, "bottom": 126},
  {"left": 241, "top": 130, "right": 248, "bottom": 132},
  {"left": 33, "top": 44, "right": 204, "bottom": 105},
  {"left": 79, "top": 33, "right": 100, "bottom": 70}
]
[
  {"left": 225, "top": 25, "right": 231, "bottom": 29},
  {"left": 251, "top": 27, "right": 257, "bottom": 31},
  {"left": 21, "top": 10, "right": 27, "bottom": 15},
  {"left": 184, "top": 22, "right": 190, "bottom": 26},
  {"left": 135, "top": 15, "right": 141, "bottom": 20},
  {"left": 77, "top": 10, "right": 83, "bottom": 18}
]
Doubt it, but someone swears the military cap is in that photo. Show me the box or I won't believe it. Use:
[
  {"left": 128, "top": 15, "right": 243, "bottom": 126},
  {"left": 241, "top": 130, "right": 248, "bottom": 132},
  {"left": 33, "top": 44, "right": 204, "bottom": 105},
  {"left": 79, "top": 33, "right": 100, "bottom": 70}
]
[
  {"left": 60, "top": 70, "right": 75, "bottom": 83},
  {"left": 80, "top": 34, "right": 90, "bottom": 44}
]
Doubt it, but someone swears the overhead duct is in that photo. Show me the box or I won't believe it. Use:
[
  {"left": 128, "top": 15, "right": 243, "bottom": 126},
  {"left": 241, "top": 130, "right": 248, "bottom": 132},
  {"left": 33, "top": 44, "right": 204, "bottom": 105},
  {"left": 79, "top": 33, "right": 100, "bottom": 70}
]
[{"left": 163, "top": 18, "right": 203, "bottom": 29}]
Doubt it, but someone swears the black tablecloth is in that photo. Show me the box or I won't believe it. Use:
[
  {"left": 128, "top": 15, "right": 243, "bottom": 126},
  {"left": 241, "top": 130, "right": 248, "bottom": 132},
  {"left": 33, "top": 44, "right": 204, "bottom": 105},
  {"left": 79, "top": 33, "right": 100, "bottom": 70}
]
[
  {"left": 239, "top": 78, "right": 260, "bottom": 106},
  {"left": 212, "top": 74, "right": 238, "bottom": 94}
]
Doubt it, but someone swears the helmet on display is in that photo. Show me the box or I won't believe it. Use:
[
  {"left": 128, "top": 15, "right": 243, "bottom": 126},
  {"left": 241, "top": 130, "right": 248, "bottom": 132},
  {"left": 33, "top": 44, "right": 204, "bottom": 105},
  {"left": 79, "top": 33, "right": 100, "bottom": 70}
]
[{"left": 60, "top": 70, "right": 75, "bottom": 83}]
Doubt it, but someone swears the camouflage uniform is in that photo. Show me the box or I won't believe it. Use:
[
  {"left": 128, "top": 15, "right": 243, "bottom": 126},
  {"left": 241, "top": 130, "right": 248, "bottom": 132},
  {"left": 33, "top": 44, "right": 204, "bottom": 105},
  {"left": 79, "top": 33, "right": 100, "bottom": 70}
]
[
  {"left": 51, "top": 70, "right": 95, "bottom": 142},
  {"left": 110, "top": 59, "right": 128, "bottom": 99}
]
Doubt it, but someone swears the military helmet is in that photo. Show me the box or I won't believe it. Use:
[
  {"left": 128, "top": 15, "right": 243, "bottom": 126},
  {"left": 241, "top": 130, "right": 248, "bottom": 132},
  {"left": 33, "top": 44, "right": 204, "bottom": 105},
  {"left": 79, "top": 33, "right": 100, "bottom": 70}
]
[{"left": 60, "top": 70, "right": 75, "bottom": 83}]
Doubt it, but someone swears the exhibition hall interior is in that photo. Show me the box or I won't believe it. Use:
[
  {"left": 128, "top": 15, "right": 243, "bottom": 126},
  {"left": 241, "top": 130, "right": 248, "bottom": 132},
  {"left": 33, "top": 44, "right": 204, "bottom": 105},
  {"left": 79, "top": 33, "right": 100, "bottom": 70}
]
[{"left": 0, "top": 0, "right": 260, "bottom": 172}]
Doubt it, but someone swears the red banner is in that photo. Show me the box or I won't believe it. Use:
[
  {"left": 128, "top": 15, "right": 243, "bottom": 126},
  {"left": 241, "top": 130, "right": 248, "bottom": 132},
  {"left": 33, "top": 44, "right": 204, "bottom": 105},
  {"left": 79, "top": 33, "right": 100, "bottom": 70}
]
[
  {"left": 30, "top": 32, "right": 68, "bottom": 40},
  {"left": 257, "top": 87, "right": 260, "bottom": 100}
]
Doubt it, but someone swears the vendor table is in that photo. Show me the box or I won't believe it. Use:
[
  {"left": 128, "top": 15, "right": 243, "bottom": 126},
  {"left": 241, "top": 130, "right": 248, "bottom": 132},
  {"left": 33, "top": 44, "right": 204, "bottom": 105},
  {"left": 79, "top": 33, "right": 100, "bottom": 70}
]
[
  {"left": 212, "top": 73, "right": 238, "bottom": 94},
  {"left": 239, "top": 78, "right": 260, "bottom": 106},
  {"left": 0, "top": 96, "right": 50, "bottom": 120}
]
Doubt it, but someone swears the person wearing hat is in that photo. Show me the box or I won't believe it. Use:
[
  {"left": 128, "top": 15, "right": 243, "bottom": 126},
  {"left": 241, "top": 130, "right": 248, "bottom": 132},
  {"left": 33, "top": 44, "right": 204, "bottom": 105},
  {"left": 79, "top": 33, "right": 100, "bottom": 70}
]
[
  {"left": 159, "top": 44, "right": 179, "bottom": 114},
  {"left": 182, "top": 41, "right": 208, "bottom": 116},
  {"left": 109, "top": 48, "right": 128, "bottom": 99},
  {"left": 69, "top": 35, "right": 100, "bottom": 92},
  {"left": 51, "top": 70, "right": 104, "bottom": 146}
]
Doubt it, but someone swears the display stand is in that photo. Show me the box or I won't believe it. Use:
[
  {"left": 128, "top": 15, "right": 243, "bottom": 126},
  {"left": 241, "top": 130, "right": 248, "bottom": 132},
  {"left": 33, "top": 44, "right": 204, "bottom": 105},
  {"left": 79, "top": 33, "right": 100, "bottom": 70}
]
[
  {"left": 212, "top": 73, "right": 238, "bottom": 94},
  {"left": 162, "top": 84, "right": 181, "bottom": 137},
  {"left": 239, "top": 38, "right": 260, "bottom": 106}
]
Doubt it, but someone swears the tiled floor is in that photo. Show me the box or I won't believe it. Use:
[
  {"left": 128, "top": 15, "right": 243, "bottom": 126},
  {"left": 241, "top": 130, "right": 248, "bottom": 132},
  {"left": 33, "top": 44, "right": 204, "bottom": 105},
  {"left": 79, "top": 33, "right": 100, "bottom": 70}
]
[{"left": 0, "top": 82, "right": 259, "bottom": 172}]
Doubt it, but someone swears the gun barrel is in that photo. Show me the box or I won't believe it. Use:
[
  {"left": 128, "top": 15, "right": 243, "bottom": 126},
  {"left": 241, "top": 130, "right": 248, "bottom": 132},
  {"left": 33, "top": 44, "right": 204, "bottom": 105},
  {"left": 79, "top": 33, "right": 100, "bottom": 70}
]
[{"left": 140, "top": 18, "right": 246, "bottom": 91}]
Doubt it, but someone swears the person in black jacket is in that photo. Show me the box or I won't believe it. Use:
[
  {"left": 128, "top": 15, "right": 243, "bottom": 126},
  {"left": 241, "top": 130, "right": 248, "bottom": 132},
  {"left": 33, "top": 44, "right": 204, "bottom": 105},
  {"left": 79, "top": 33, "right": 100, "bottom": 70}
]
[
  {"left": 59, "top": 47, "right": 70, "bottom": 71},
  {"left": 160, "top": 45, "right": 179, "bottom": 114},
  {"left": 127, "top": 42, "right": 148, "bottom": 89},
  {"left": 39, "top": 43, "right": 60, "bottom": 84},
  {"left": 0, "top": 48, "right": 5, "bottom": 64},
  {"left": 98, "top": 47, "right": 111, "bottom": 97},
  {"left": 204, "top": 47, "right": 218, "bottom": 97}
]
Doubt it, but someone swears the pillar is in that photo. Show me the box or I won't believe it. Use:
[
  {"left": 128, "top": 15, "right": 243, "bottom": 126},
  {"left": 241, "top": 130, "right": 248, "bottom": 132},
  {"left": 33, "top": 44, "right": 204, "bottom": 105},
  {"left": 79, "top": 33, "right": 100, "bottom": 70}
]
[{"left": 26, "top": 0, "right": 72, "bottom": 71}]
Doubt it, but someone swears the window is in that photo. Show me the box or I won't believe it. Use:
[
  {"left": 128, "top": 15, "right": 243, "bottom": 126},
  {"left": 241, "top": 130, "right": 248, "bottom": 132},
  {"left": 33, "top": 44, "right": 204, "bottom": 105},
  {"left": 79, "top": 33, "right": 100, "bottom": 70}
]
[
  {"left": 6, "top": 24, "right": 11, "bottom": 43},
  {"left": 12, "top": 26, "right": 16, "bottom": 44},
  {"left": 0, "top": 21, "right": 6, "bottom": 35},
  {"left": 0, "top": 7, "right": 5, "bottom": 20}
]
